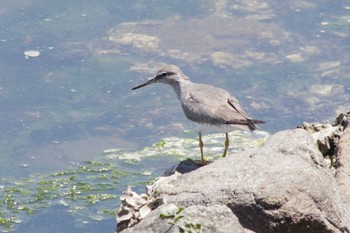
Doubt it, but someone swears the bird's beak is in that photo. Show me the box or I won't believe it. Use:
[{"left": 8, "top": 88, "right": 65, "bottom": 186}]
[{"left": 131, "top": 77, "right": 157, "bottom": 90}]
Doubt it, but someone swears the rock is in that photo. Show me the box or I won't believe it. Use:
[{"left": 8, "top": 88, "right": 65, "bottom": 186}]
[
  {"left": 286, "top": 53, "right": 304, "bottom": 62},
  {"left": 121, "top": 204, "right": 245, "bottom": 233},
  {"left": 298, "top": 112, "right": 349, "bottom": 163},
  {"left": 108, "top": 32, "right": 159, "bottom": 51},
  {"left": 309, "top": 84, "right": 344, "bottom": 96},
  {"left": 116, "top": 186, "right": 164, "bottom": 232},
  {"left": 317, "top": 61, "right": 341, "bottom": 72},
  {"left": 117, "top": 114, "right": 350, "bottom": 233},
  {"left": 107, "top": 15, "right": 291, "bottom": 67},
  {"left": 334, "top": 113, "right": 350, "bottom": 201},
  {"left": 24, "top": 50, "right": 40, "bottom": 59}
]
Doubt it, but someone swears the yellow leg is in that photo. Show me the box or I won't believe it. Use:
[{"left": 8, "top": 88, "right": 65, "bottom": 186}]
[
  {"left": 199, "top": 132, "right": 205, "bottom": 165},
  {"left": 223, "top": 133, "right": 229, "bottom": 158}
]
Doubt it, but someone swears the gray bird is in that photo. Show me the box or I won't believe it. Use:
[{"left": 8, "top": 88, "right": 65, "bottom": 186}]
[{"left": 132, "top": 65, "right": 265, "bottom": 165}]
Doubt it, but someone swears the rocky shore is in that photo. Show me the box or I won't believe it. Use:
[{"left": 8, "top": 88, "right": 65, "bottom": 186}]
[{"left": 116, "top": 113, "right": 350, "bottom": 233}]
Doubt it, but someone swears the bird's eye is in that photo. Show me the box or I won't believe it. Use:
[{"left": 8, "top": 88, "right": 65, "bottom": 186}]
[{"left": 158, "top": 72, "right": 167, "bottom": 78}]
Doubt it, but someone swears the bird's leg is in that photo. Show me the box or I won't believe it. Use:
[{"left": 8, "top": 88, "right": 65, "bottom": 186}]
[
  {"left": 222, "top": 133, "right": 229, "bottom": 158},
  {"left": 199, "top": 132, "right": 205, "bottom": 165}
]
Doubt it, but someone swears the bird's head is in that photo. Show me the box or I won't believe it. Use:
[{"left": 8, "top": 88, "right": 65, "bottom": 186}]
[{"left": 132, "top": 65, "right": 189, "bottom": 90}]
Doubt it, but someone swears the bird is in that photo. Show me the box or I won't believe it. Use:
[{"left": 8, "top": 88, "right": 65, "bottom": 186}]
[{"left": 132, "top": 65, "right": 265, "bottom": 165}]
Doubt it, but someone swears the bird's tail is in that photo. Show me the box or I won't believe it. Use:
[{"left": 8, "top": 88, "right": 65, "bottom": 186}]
[
  {"left": 251, "top": 119, "right": 265, "bottom": 124},
  {"left": 248, "top": 119, "right": 265, "bottom": 131}
]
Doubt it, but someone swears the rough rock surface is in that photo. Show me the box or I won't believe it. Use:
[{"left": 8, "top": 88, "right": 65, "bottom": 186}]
[
  {"left": 121, "top": 203, "right": 245, "bottom": 233},
  {"left": 334, "top": 114, "right": 350, "bottom": 203},
  {"left": 117, "top": 114, "right": 350, "bottom": 233}
]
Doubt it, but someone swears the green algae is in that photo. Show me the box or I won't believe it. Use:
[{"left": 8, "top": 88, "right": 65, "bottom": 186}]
[
  {"left": 0, "top": 128, "right": 268, "bottom": 231},
  {"left": 1, "top": 1, "right": 349, "bottom": 232},
  {"left": 155, "top": 139, "right": 167, "bottom": 149},
  {"left": 0, "top": 160, "right": 128, "bottom": 231},
  {"left": 104, "top": 131, "right": 269, "bottom": 161}
]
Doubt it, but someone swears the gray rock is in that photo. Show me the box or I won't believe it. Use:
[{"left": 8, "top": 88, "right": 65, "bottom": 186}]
[
  {"left": 117, "top": 127, "right": 350, "bottom": 233},
  {"left": 335, "top": 113, "right": 350, "bottom": 201},
  {"left": 298, "top": 113, "right": 350, "bottom": 164},
  {"left": 121, "top": 204, "right": 245, "bottom": 233}
]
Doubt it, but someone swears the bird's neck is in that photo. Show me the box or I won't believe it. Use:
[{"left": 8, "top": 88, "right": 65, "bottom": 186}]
[{"left": 171, "top": 79, "right": 192, "bottom": 100}]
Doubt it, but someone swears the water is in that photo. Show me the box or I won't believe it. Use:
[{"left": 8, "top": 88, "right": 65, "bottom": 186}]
[{"left": 0, "top": 0, "right": 349, "bottom": 232}]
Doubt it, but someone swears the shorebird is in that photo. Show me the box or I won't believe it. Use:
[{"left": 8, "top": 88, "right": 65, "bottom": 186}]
[{"left": 132, "top": 65, "right": 265, "bottom": 165}]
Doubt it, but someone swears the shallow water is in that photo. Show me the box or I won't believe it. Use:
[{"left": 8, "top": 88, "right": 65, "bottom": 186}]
[{"left": 0, "top": 0, "right": 349, "bottom": 232}]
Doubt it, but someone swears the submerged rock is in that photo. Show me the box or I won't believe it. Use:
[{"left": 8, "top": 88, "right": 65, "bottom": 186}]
[
  {"left": 117, "top": 113, "right": 350, "bottom": 232},
  {"left": 107, "top": 15, "right": 291, "bottom": 68},
  {"left": 24, "top": 50, "right": 40, "bottom": 59}
]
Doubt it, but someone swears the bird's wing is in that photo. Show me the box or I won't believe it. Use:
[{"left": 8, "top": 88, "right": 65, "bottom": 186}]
[
  {"left": 227, "top": 96, "right": 251, "bottom": 120},
  {"left": 182, "top": 84, "right": 250, "bottom": 125}
]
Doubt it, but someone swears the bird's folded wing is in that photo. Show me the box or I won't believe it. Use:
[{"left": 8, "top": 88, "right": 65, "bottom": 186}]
[
  {"left": 227, "top": 97, "right": 251, "bottom": 120},
  {"left": 185, "top": 92, "right": 250, "bottom": 125}
]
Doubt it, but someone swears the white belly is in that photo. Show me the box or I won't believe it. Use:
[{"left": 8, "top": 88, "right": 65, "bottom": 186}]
[{"left": 196, "top": 123, "right": 250, "bottom": 133}]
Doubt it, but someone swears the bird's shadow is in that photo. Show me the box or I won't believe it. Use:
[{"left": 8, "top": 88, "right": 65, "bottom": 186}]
[{"left": 164, "top": 158, "right": 213, "bottom": 175}]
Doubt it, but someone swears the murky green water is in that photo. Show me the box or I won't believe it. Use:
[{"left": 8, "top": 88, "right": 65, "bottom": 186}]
[{"left": 0, "top": 0, "right": 349, "bottom": 232}]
